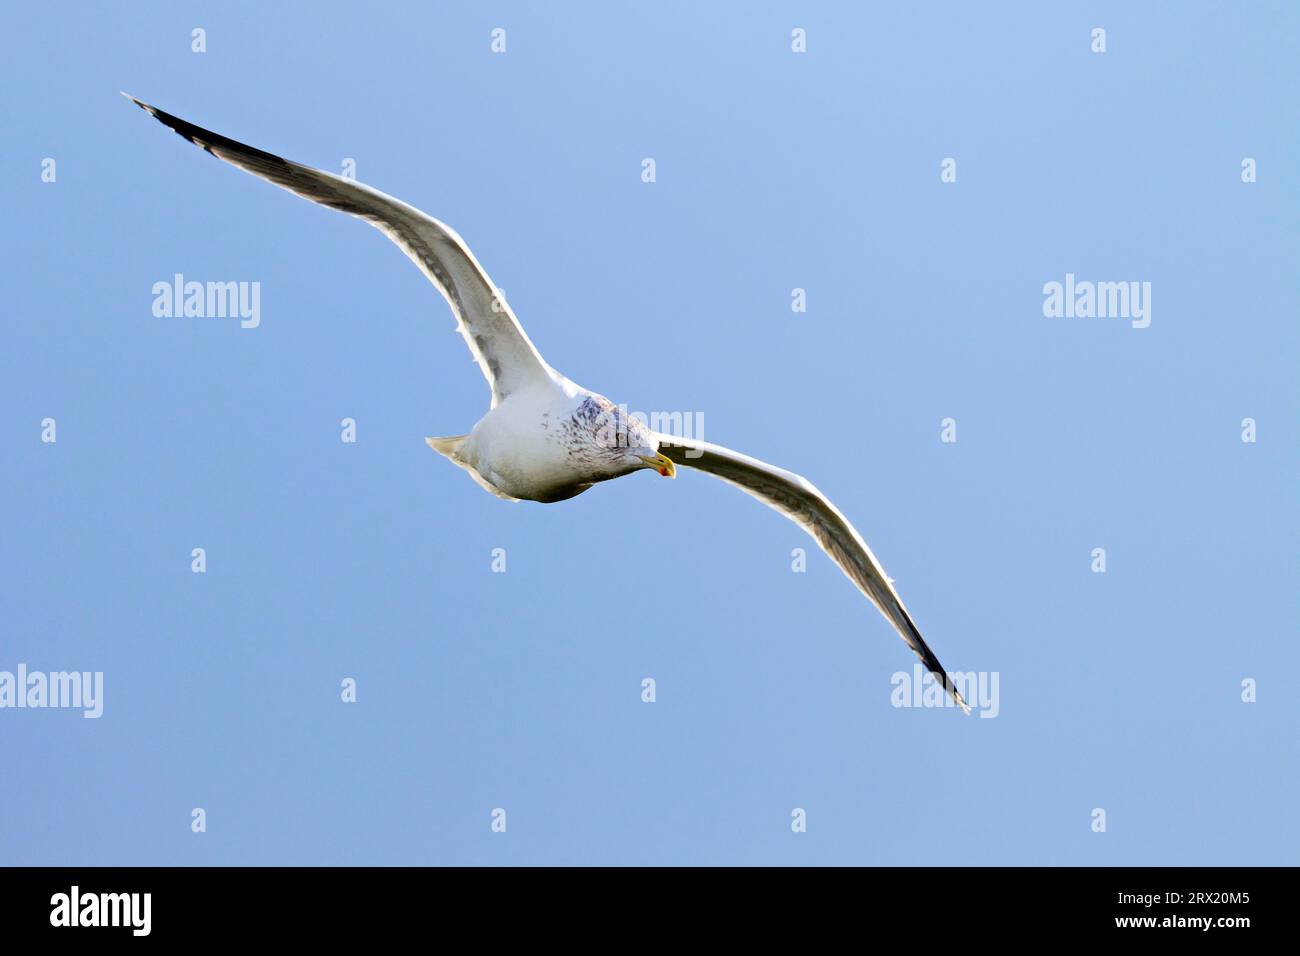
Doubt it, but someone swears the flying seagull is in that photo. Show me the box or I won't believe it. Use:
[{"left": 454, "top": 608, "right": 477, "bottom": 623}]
[{"left": 124, "top": 94, "right": 971, "bottom": 714}]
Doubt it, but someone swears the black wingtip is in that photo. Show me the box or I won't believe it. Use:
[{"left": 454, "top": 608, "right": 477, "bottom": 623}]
[
  {"left": 121, "top": 93, "right": 289, "bottom": 167},
  {"left": 120, "top": 92, "right": 154, "bottom": 117}
]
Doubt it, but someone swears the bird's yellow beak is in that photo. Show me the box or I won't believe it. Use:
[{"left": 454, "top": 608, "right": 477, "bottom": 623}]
[{"left": 640, "top": 453, "right": 676, "bottom": 478}]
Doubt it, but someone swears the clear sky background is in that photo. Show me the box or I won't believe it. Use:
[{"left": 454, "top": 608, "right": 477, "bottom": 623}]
[{"left": 2, "top": 2, "right": 1296, "bottom": 866}]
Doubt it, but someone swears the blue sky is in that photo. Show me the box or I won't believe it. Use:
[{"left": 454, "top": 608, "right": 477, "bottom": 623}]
[{"left": 2, "top": 2, "right": 1296, "bottom": 865}]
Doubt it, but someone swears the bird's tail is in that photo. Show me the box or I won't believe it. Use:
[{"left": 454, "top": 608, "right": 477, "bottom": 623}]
[{"left": 424, "top": 435, "right": 467, "bottom": 459}]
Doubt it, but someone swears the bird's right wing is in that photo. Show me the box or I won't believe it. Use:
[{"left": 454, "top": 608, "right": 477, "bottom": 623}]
[
  {"left": 657, "top": 434, "right": 970, "bottom": 713},
  {"left": 123, "top": 94, "right": 554, "bottom": 407}
]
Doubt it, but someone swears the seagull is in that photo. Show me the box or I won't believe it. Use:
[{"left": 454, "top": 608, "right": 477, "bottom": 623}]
[{"left": 124, "top": 94, "right": 971, "bottom": 714}]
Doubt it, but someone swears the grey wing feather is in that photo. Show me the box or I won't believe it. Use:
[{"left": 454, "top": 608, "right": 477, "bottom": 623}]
[
  {"left": 657, "top": 434, "right": 970, "bottom": 714},
  {"left": 123, "top": 93, "right": 553, "bottom": 406}
]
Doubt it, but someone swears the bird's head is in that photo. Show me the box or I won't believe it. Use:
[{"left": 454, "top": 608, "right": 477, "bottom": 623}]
[{"left": 576, "top": 395, "right": 676, "bottom": 479}]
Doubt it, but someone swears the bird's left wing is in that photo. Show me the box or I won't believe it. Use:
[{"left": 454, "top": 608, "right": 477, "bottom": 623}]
[
  {"left": 656, "top": 434, "right": 970, "bottom": 713},
  {"left": 122, "top": 94, "right": 554, "bottom": 407}
]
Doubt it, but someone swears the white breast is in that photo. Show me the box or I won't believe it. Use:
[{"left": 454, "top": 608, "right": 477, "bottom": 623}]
[{"left": 458, "top": 378, "right": 597, "bottom": 502}]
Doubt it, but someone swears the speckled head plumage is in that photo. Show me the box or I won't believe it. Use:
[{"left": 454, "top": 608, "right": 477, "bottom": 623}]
[{"left": 567, "top": 395, "right": 675, "bottom": 479}]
